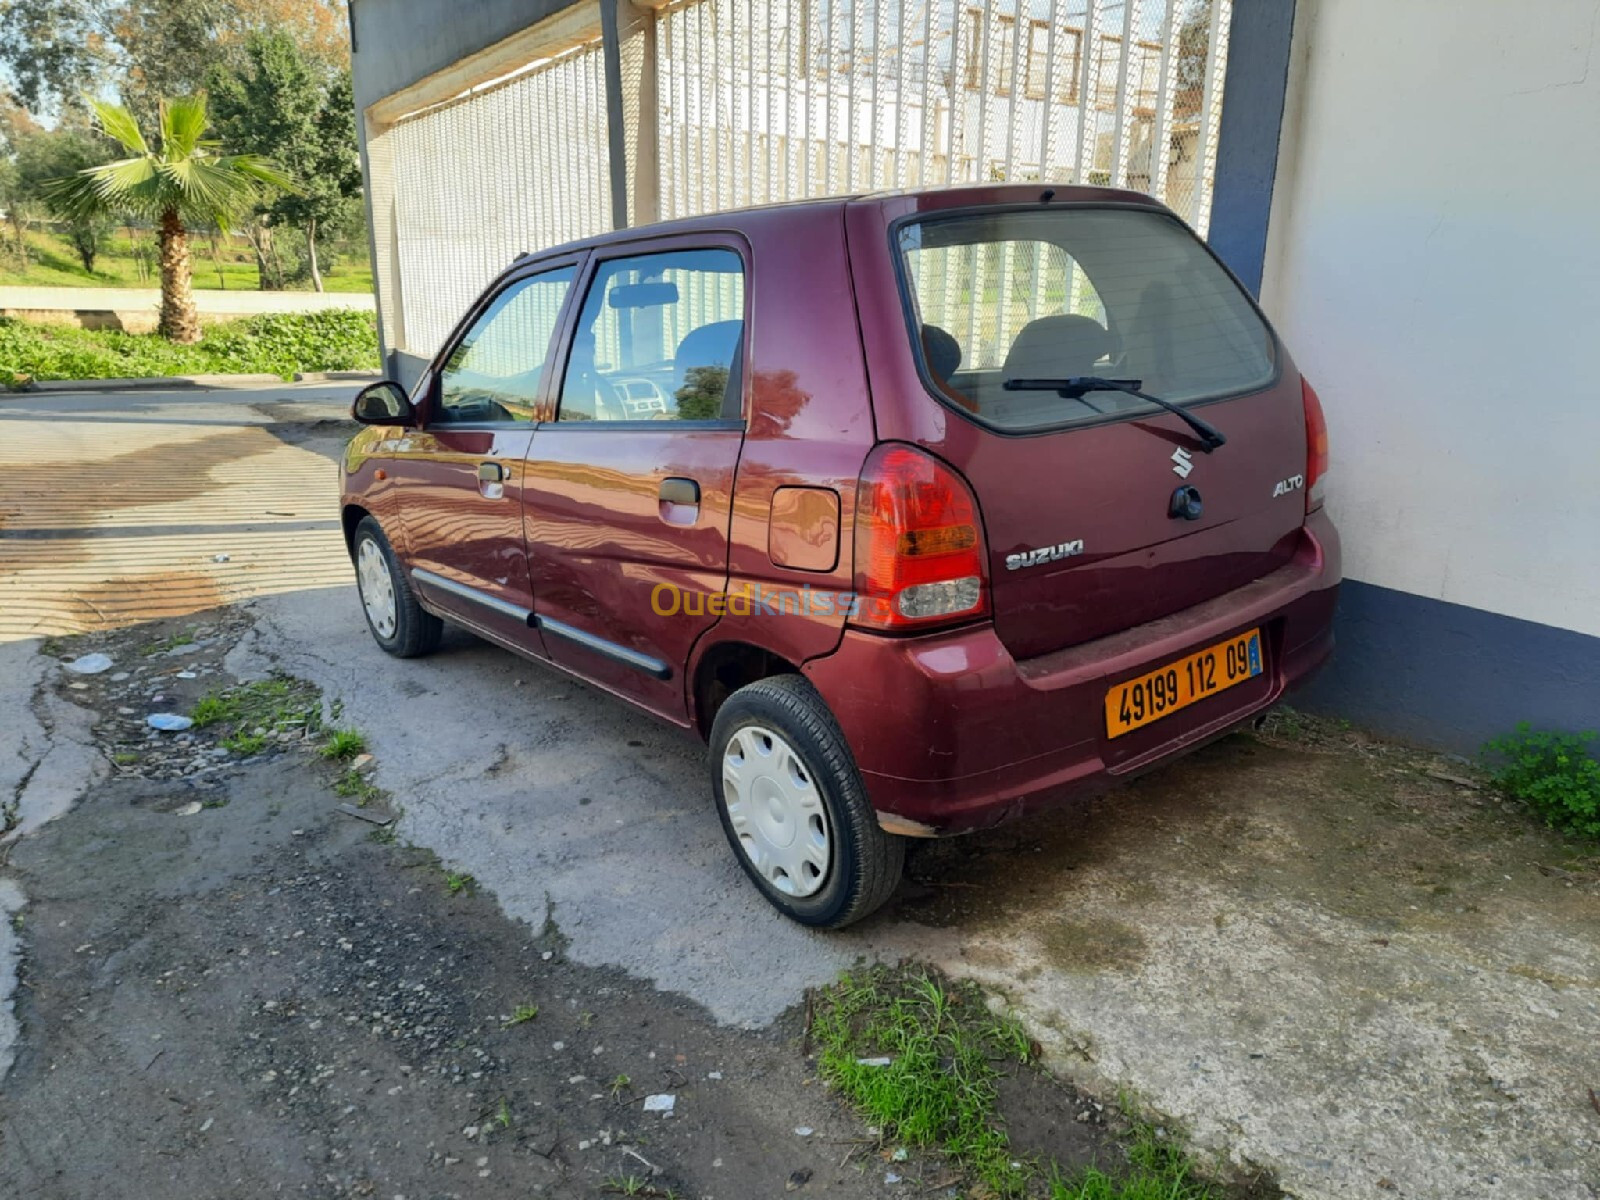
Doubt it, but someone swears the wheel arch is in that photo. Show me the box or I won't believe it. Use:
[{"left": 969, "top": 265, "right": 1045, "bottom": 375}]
[
  {"left": 341, "top": 504, "right": 371, "bottom": 557},
  {"left": 688, "top": 638, "right": 800, "bottom": 741}
]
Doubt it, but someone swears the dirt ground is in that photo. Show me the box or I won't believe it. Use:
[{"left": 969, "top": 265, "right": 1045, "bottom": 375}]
[{"left": 0, "top": 613, "right": 1159, "bottom": 1200}]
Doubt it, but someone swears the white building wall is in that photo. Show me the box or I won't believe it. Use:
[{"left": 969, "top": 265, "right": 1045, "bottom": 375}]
[{"left": 1261, "top": 0, "right": 1600, "bottom": 640}]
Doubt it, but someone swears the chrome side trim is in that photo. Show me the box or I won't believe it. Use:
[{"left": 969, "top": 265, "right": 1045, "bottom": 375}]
[
  {"left": 410, "top": 567, "right": 533, "bottom": 624},
  {"left": 536, "top": 616, "right": 673, "bottom": 681}
]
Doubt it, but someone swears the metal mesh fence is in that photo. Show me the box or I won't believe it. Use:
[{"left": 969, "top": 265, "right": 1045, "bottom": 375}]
[
  {"left": 371, "top": 39, "right": 613, "bottom": 356},
  {"left": 369, "top": 0, "right": 1232, "bottom": 359},
  {"left": 655, "top": 0, "right": 1231, "bottom": 224}
]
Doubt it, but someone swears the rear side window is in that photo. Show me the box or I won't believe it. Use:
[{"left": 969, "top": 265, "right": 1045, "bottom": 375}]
[
  {"left": 557, "top": 248, "right": 745, "bottom": 422},
  {"left": 897, "top": 208, "right": 1274, "bottom": 432}
]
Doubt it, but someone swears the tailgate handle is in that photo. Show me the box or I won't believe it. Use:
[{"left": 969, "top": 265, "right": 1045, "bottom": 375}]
[
  {"left": 1169, "top": 485, "right": 1204, "bottom": 521},
  {"left": 659, "top": 477, "right": 699, "bottom": 506}
]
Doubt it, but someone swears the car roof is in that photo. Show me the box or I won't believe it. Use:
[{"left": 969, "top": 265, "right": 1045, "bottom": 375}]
[{"left": 512, "top": 182, "right": 1167, "bottom": 266}]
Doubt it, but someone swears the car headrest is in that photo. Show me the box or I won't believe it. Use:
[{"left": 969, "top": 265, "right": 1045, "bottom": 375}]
[
  {"left": 1002, "top": 314, "right": 1111, "bottom": 380},
  {"left": 921, "top": 323, "right": 962, "bottom": 381},
  {"left": 675, "top": 320, "right": 744, "bottom": 376}
]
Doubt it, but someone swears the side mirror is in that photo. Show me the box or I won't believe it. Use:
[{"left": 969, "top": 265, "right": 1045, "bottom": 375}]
[{"left": 352, "top": 380, "right": 416, "bottom": 426}]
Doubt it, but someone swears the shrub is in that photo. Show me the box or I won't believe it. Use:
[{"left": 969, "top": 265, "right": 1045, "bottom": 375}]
[
  {"left": 1483, "top": 723, "right": 1600, "bottom": 840},
  {"left": 0, "top": 310, "right": 378, "bottom": 387}
]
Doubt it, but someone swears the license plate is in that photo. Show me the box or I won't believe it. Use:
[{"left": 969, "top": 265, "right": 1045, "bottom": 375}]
[{"left": 1105, "top": 628, "right": 1264, "bottom": 739}]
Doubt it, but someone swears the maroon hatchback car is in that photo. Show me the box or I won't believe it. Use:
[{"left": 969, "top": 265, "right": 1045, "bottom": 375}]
[{"left": 341, "top": 184, "right": 1340, "bottom": 928}]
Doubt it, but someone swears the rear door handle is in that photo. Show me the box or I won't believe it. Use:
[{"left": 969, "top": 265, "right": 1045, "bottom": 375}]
[
  {"left": 659, "top": 477, "right": 699, "bottom": 505},
  {"left": 478, "top": 461, "right": 507, "bottom": 483}
]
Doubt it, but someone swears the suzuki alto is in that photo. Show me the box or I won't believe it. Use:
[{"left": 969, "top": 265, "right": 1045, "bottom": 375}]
[{"left": 340, "top": 183, "right": 1340, "bottom": 928}]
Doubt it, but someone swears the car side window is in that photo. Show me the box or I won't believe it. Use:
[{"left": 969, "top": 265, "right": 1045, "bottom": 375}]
[
  {"left": 557, "top": 248, "right": 744, "bottom": 423},
  {"left": 436, "top": 266, "right": 576, "bottom": 424}
]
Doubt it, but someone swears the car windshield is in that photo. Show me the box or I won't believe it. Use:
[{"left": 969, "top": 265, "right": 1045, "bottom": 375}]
[{"left": 896, "top": 207, "right": 1275, "bottom": 432}]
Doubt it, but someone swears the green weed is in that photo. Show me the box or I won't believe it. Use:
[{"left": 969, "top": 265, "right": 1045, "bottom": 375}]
[
  {"left": 320, "top": 728, "right": 367, "bottom": 760},
  {"left": 222, "top": 731, "right": 268, "bottom": 756},
  {"left": 140, "top": 630, "right": 194, "bottom": 657},
  {"left": 505, "top": 1004, "right": 539, "bottom": 1027},
  {"left": 1484, "top": 724, "right": 1600, "bottom": 840},
  {"left": 332, "top": 768, "right": 382, "bottom": 805}
]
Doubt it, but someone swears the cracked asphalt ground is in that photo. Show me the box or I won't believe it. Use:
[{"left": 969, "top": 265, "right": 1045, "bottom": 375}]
[{"left": 3, "top": 383, "right": 1599, "bottom": 1198}]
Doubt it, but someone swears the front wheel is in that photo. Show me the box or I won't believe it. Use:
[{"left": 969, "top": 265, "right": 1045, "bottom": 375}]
[
  {"left": 709, "top": 675, "right": 904, "bottom": 928},
  {"left": 353, "top": 516, "right": 442, "bottom": 658}
]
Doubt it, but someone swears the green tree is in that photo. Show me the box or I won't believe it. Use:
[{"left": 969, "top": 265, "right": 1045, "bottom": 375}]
[
  {"left": 0, "top": 156, "right": 37, "bottom": 271},
  {"left": 208, "top": 32, "right": 359, "bottom": 292},
  {"left": 46, "top": 95, "right": 292, "bottom": 341},
  {"left": 15, "top": 128, "right": 118, "bottom": 270},
  {"left": 0, "top": 0, "right": 114, "bottom": 116},
  {"left": 0, "top": 0, "right": 348, "bottom": 123}
]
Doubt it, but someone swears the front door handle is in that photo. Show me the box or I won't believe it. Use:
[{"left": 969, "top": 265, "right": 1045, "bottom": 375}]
[
  {"left": 659, "top": 477, "right": 699, "bottom": 505},
  {"left": 478, "top": 461, "right": 508, "bottom": 483},
  {"left": 659, "top": 476, "right": 700, "bottom": 526}
]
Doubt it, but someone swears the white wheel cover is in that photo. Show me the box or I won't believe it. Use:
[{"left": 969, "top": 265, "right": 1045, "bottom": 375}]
[
  {"left": 722, "top": 724, "right": 833, "bottom": 898},
  {"left": 356, "top": 537, "right": 398, "bottom": 639}
]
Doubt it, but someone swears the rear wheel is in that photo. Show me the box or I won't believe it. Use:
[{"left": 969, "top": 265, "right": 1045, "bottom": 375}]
[
  {"left": 353, "top": 516, "right": 442, "bottom": 658},
  {"left": 709, "top": 675, "right": 904, "bottom": 928}
]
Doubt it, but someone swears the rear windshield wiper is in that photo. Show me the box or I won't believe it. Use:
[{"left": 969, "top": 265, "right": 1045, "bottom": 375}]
[{"left": 1002, "top": 376, "right": 1227, "bottom": 452}]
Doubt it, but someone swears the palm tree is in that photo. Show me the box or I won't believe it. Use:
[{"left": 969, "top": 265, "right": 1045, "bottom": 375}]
[{"left": 46, "top": 96, "right": 293, "bottom": 343}]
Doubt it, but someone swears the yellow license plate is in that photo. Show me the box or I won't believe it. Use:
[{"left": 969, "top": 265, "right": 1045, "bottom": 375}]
[{"left": 1105, "top": 628, "right": 1264, "bottom": 738}]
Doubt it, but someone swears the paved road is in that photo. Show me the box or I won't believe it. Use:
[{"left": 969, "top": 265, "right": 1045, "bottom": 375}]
[
  {"left": 3, "top": 383, "right": 1597, "bottom": 1200},
  {"left": 0, "top": 385, "right": 357, "bottom": 643}
]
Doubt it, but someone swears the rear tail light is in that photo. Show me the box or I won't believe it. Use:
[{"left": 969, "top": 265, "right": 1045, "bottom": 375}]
[
  {"left": 1302, "top": 377, "right": 1329, "bottom": 512},
  {"left": 850, "top": 444, "right": 989, "bottom": 631}
]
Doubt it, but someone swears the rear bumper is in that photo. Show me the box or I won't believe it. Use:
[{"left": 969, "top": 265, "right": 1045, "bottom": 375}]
[{"left": 802, "top": 510, "right": 1341, "bottom": 834}]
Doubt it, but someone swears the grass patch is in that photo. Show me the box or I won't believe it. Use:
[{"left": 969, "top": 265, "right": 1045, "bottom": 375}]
[
  {"left": 0, "top": 227, "right": 372, "bottom": 291},
  {"left": 813, "top": 967, "right": 1230, "bottom": 1200},
  {"left": 1050, "top": 1121, "right": 1217, "bottom": 1199},
  {"left": 812, "top": 967, "right": 1033, "bottom": 1195},
  {"left": 0, "top": 310, "right": 379, "bottom": 388},
  {"left": 190, "top": 675, "right": 322, "bottom": 739},
  {"left": 445, "top": 872, "right": 474, "bottom": 896},
  {"left": 320, "top": 728, "right": 367, "bottom": 761}
]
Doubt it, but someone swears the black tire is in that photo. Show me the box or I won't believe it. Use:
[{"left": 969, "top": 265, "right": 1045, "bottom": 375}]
[
  {"left": 709, "top": 674, "right": 905, "bottom": 928},
  {"left": 353, "top": 515, "right": 442, "bottom": 658}
]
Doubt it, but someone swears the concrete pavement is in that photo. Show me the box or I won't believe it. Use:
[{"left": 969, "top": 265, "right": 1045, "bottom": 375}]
[{"left": 1, "top": 382, "right": 1597, "bottom": 1199}]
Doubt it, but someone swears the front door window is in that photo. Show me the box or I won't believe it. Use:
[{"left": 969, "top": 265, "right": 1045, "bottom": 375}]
[{"left": 437, "top": 266, "right": 577, "bottom": 424}]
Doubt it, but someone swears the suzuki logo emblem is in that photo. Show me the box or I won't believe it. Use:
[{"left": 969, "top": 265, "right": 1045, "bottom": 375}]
[{"left": 1171, "top": 447, "right": 1194, "bottom": 478}]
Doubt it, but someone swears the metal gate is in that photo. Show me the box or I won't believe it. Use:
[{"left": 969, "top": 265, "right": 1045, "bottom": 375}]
[{"left": 367, "top": 0, "right": 1232, "bottom": 360}]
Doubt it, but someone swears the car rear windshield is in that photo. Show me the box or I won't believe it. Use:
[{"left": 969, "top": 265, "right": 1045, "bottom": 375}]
[{"left": 896, "top": 207, "right": 1275, "bottom": 432}]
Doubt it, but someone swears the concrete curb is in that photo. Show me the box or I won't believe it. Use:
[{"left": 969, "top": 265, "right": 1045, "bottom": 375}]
[
  {"left": 292, "top": 370, "right": 382, "bottom": 382},
  {"left": 21, "top": 374, "right": 286, "bottom": 393},
  {"left": 9, "top": 369, "right": 380, "bottom": 395}
]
